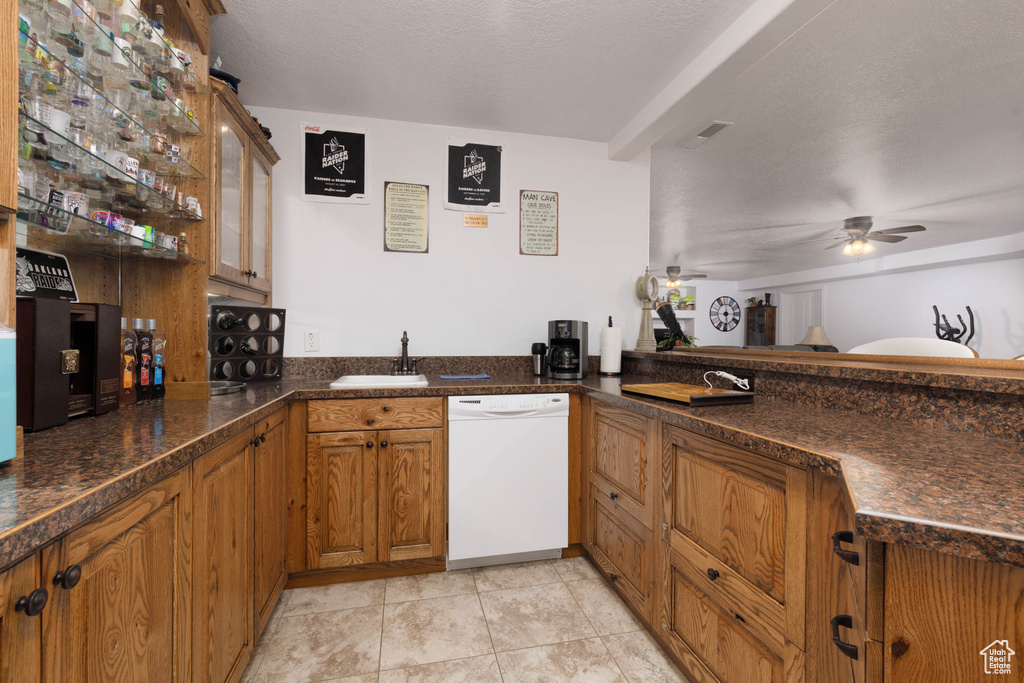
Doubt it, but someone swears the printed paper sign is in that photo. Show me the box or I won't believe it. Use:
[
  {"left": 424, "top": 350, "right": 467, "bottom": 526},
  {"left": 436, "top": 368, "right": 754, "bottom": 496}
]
[
  {"left": 463, "top": 214, "right": 488, "bottom": 228},
  {"left": 301, "top": 122, "right": 368, "bottom": 203},
  {"left": 384, "top": 182, "right": 429, "bottom": 253},
  {"left": 444, "top": 140, "right": 503, "bottom": 212},
  {"left": 520, "top": 190, "right": 559, "bottom": 256}
]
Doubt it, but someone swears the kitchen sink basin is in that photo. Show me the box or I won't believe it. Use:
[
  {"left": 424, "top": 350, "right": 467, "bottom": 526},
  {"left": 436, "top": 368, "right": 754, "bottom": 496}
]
[{"left": 330, "top": 374, "right": 429, "bottom": 389}]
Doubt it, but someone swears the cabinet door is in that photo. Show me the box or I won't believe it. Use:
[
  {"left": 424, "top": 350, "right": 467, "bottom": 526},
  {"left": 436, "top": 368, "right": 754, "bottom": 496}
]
[
  {"left": 587, "top": 484, "right": 655, "bottom": 622},
  {"left": 591, "top": 401, "right": 658, "bottom": 529},
  {"left": 246, "top": 147, "right": 272, "bottom": 294},
  {"left": 214, "top": 98, "right": 248, "bottom": 285},
  {"left": 193, "top": 430, "right": 254, "bottom": 683},
  {"left": 0, "top": 554, "right": 42, "bottom": 683},
  {"left": 254, "top": 408, "right": 288, "bottom": 638},
  {"left": 378, "top": 428, "right": 446, "bottom": 562},
  {"left": 662, "top": 425, "right": 807, "bottom": 648},
  {"left": 42, "top": 468, "right": 192, "bottom": 683},
  {"left": 806, "top": 471, "right": 884, "bottom": 683},
  {"left": 307, "top": 432, "right": 378, "bottom": 568}
]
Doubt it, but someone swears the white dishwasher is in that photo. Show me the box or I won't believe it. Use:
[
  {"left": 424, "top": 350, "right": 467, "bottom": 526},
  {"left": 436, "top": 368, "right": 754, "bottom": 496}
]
[{"left": 447, "top": 394, "right": 569, "bottom": 570}]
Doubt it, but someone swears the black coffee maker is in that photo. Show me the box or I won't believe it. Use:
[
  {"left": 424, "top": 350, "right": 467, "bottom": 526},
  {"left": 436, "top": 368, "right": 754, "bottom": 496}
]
[{"left": 546, "top": 320, "right": 588, "bottom": 379}]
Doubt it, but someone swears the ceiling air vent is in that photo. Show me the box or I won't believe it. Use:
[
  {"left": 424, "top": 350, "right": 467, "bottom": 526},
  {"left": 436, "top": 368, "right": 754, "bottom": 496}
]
[{"left": 681, "top": 121, "right": 732, "bottom": 149}]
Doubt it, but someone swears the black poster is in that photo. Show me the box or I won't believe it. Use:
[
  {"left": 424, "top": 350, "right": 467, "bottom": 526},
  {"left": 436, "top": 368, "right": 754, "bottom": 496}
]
[
  {"left": 445, "top": 142, "right": 503, "bottom": 211},
  {"left": 302, "top": 123, "right": 367, "bottom": 202},
  {"left": 15, "top": 247, "right": 78, "bottom": 301}
]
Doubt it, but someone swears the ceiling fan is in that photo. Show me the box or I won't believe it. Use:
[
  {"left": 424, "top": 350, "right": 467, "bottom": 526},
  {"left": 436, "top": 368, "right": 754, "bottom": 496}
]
[
  {"left": 798, "top": 216, "right": 926, "bottom": 255},
  {"left": 654, "top": 265, "right": 708, "bottom": 287}
]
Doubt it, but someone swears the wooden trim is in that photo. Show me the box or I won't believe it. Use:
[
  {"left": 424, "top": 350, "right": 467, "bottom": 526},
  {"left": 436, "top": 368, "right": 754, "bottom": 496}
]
[
  {"left": 211, "top": 80, "right": 281, "bottom": 165},
  {"left": 286, "top": 556, "right": 445, "bottom": 588},
  {"left": 164, "top": 381, "right": 212, "bottom": 399},
  {"left": 0, "top": 554, "right": 42, "bottom": 683},
  {"left": 0, "top": 0, "right": 16, "bottom": 215},
  {"left": 206, "top": 278, "right": 270, "bottom": 305},
  {"left": 785, "top": 466, "right": 808, "bottom": 650},
  {"left": 568, "top": 392, "right": 582, "bottom": 545},
  {"left": 286, "top": 401, "right": 308, "bottom": 574},
  {"left": 668, "top": 346, "right": 1023, "bottom": 370}
]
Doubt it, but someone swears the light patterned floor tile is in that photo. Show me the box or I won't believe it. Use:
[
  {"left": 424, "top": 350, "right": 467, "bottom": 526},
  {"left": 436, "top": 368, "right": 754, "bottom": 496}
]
[
  {"left": 384, "top": 570, "right": 476, "bottom": 603},
  {"left": 473, "top": 560, "right": 561, "bottom": 592},
  {"left": 380, "top": 593, "right": 493, "bottom": 670},
  {"left": 497, "top": 638, "right": 627, "bottom": 682},
  {"left": 479, "top": 581, "right": 596, "bottom": 651},
  {"left": 250, "top": 605, "right": 383, "bottom": 682},
  {"left": 550, "top": 556, "right": 601, "bottom": 582},
  {"left": 603, "top": 631, "right": 691, "bottom": 682},
  {"left": 377, "top": 654, "right": 502, "bottom": 682},
  {"left": 565, "top": 578, "right": 644, "bottom": 636},
  {"left": 281, "top": 580, "right": 386, "bottom": 617}
]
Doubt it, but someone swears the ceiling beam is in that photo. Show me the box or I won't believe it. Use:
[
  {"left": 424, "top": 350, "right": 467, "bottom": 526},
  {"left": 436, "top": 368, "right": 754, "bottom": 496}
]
[{"left": 607, "top": 0, "right": 835, "bottom": 161}]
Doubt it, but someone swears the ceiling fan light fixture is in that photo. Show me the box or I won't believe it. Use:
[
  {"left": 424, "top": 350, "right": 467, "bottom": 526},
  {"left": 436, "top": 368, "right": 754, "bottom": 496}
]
[
  {"left": 664, "top": 266, "right": 684, "bottom": 287},
  {"left": 862, "top": 240, "right": 875, "bottom": 253}
]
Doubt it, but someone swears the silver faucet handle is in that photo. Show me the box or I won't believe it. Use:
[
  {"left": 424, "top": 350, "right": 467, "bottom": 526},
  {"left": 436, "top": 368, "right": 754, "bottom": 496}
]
[
  {"left": 410, "top": 358, "right": 422, "bottom": 373},
  {"left": 389, "top": 359, "right": 400, "bottom": 375}
]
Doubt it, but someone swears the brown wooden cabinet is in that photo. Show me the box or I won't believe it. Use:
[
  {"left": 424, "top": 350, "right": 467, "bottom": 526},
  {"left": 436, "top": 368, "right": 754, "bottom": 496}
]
[
  {"left": 305, "top": 400, "right": 446, "bottom": 571},
  {"left": 41, "top": 467, "right": 192, "bottom": 683},
  {"left": 306, "top": 431, "right": 379, "bottom": 569},
  {"left": 746, "top": 306, "right": 777, "bottom": 346},
  {"left": 210, "top": 80, "right": 279, "bottom": 302},
  {"left": 806, "top": 471, "right": 884, "bottom": 683},
  {"left": 378, "top": 429, "right": 446, "bottom": 562},
  {"left": 587, "top": 483, "right": 656, "bottom": 620},
  {"left": 590, "top": 401, "right": 659, "bottom": 529},
  {"left": 253, "top": 408, "right": 289, "bottom": 638},
  {"left": 0, "top": 554, "right": 43, "bottom": 683},
  {"left": 192, "top": 429, "right": 254, "bottom": 683}
]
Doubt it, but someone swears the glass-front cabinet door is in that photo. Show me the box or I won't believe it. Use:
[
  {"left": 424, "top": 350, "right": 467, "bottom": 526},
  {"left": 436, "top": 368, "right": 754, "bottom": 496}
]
[
  {"left": 248, "top": 149, "right": 272, "bottom": 293},
  {"left": 215, "top": 100, "right": 247, "bottom": 283}
]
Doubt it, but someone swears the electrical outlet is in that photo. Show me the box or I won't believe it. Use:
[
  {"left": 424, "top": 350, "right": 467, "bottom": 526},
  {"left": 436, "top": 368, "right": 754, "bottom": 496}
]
[{"left": 304, "top": 331, "right": 319, "bottom": 353}]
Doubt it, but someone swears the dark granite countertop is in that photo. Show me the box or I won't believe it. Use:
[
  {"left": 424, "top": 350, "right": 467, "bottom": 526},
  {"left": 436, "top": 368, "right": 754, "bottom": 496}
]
[{"left": 4, "top": 372, "right": 1022, "bottom": 571}]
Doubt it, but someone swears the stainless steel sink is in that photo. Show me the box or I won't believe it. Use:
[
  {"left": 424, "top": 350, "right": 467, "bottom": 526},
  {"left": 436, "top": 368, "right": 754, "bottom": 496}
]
[{"left": 330, "top": 374, "right": 429, "bottom": 389}]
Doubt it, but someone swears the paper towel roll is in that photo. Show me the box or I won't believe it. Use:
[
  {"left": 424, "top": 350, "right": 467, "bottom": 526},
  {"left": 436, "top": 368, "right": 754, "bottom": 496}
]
[{"left": 600, "top": 327, "right": 623, "bottom": 374}]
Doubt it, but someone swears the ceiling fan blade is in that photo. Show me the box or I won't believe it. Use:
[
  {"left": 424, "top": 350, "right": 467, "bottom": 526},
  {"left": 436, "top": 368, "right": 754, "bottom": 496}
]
[
  {"left": 868, "top": 234, "right": 908, "bottom": 243},
  {"left": 825, "top": 240, "right": 848, "bottom": 250},
  {"left": 796, "top": 235, "right": 846, "bottom": 244},
  {"left": 871, "top": 225, "right": 926, "bottom": 235},
  {"left": 680, "top": 274, "right": 708, "bottom": 280}
]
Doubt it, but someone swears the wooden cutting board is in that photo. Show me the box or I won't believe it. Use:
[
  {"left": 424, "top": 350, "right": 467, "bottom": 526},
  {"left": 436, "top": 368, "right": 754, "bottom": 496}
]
[{"left": 621, "top": 382, "right": 754, "bottom": 406}]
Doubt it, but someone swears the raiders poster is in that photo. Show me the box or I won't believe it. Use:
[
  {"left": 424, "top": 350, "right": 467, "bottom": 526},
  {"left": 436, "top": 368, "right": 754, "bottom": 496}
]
[
  {"left": 444, "top": 140, "right": 504, "bottom": 213},
  {"left": 301, "top": 122, "right": 368, "bottom": 203}
]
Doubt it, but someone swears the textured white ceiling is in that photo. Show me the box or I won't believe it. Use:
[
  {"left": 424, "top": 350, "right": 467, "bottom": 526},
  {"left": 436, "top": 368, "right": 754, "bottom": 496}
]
[
  {"left": 211, "top": 0, "right": 757, "bottom": 141},
  {"left": 650, "top": 0, "right": 1024, "bottom": 279}
]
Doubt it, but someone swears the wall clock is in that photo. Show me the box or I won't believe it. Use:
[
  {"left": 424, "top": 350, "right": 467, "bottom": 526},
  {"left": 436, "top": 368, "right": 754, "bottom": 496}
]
[{"left": 710, "top": 296, "right": 741, "bottom": 331}]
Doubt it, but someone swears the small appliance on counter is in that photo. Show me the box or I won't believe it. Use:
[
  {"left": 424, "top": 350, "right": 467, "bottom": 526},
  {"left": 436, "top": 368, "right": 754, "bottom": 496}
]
[
  {"left": 546, "top": 320, "right": 588, "bottom": 380},
  {"left": 531, "top": 342, "right": 547, "bottom": 376},
  {"left": 17, "top": 300, "right": 121, "bottom": 431},
  {"left": 208, "top": 306, "right": 286, "bottom": 383}
]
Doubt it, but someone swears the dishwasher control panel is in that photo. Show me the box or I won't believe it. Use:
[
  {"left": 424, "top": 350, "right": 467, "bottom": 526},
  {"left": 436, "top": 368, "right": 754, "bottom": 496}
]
[{"left": 448, "top": 394, "right": 569, "bottom": 419}]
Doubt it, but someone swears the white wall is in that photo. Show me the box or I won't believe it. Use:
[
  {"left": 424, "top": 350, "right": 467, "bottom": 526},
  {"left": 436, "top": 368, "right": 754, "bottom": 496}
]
[
  {"left": 743, "top": 257, "right": 1024, "bottom": 359},
  {"left": 251, "top": 107, "right": 651, "bottom": 357}
]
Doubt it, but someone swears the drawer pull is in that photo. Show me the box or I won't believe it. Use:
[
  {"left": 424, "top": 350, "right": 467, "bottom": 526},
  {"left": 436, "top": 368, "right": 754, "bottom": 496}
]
[
  {"left": 832, "top": 531, "right": 860, "bottom": 565},
  {"left": 609, "top": 491, "right": 618, "bottom": 501},
  {"left": 609, "top": 573, "right": 618, "bottom": 583},
  {"left": 830, "top": 614, "right": 859, "bottom": 660},
  {"left": 706, "top": 568, "right": 719, "bottom": 581},
  {"left": 734, "top": 612, "right": 746, "bottom": 624},
  {"left": 14, "top": 588, "right": 48, "bottom": 617},
  {"left": 53, "top": 564, "right": 82, "bottom": 590},
  {"left": 365, "top": 442, "right": 374, "bottom": 449}
]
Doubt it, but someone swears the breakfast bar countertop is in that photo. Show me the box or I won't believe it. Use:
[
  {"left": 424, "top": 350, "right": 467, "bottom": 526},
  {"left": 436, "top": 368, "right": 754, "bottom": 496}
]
[{"left": 3, "top": 373, "right": 1022, "bottom": 572}]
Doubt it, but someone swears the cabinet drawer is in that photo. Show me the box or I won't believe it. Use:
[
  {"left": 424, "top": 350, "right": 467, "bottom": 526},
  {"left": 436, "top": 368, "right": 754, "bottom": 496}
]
[
  {"left": 662, "top": 544, "right": 788, "bottom": 683},
  {"left": 663, "top": 425, "right": 807, "bottom": 646},
  {"left": 308, "top": 398, "right": 443, "bottom": 432},
  {"left": 591, "top": 400, "right": 658, "bottom": 528},
  {"left": 587, "top": 484, "right": 654, "bottom": 622}
]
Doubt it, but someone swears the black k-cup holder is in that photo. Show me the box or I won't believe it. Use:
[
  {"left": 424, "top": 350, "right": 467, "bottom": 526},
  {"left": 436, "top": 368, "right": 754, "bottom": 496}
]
[{"left": 208, "top": 305, "right": 286, "bottom": 382}]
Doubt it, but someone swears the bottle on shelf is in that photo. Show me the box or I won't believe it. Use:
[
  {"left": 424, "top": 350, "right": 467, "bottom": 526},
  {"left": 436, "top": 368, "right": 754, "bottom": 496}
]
[
  {"left": 146, "top": 318, "right": 165, "bottom": 398},
  {"left": 119, "top": 317, "right": 137, "bottom": 406},
  {"left": 132, "top": 317, "right": 152, "bottom": 401}
]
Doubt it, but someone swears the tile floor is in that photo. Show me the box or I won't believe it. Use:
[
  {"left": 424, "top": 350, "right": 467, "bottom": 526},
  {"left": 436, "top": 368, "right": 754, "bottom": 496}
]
[{"left": 242, "top": 557, "right": 690, "bottom": 682}]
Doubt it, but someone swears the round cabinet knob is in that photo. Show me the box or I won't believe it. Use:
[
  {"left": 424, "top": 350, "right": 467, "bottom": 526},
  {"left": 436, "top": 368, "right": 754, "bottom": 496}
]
[
  {"left": 14, "top": 588, "right": 48, "bottom": 617},
  {"left": 706, "top": 568, "right": 720, "bottom": 582},
  {"left": 609, "top": 573, "right": 618, "bottom": 583},
  {"left": 259, "top": 434, "right": 266, "bottom": 443},
  {"left": 365, "top": 442, "right": 374, "bottom": 449},
  {"left": 54, "top": 564, "right": 83, "bottom": 590},
  {"left": 609, "top": 491, "right": 618, "bottom": 501},
  {"left": 380, "top": 440, "right": 388, "bottom": 448},
  {"left": 251, "top": 271, "right": 258, "bottom": 278}
]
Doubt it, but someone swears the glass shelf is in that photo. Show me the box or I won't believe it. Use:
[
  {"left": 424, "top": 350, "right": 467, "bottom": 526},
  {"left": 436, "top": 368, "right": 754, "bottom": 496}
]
[
  {"left": 119, "top": 0, "right": 207, "bottom": 96},
  {"left": 20, "top": 110, "right": 205, "bottom": 181},
  {"left": 18, "top": 28, "right": 204, "bottom": 142},
  {"left": 66, "top": 0, "right": 208, "bottom": 114},
  {"left": 16, "top": 192, "right": 205, "bottom": 264}
]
